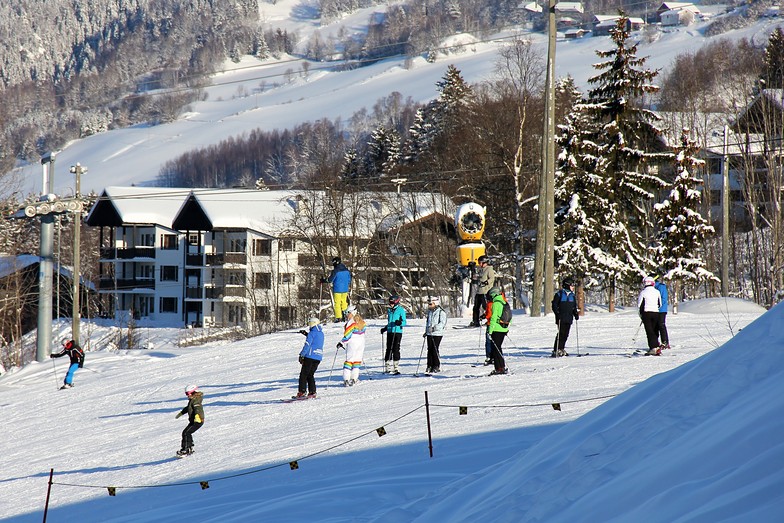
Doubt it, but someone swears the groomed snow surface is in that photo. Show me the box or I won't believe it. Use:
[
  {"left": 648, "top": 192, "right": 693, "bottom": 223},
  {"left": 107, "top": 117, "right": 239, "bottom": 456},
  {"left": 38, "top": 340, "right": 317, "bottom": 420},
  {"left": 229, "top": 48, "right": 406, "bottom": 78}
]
[{"left": 2, "top": 297, "right": 783, "bottom": 522}]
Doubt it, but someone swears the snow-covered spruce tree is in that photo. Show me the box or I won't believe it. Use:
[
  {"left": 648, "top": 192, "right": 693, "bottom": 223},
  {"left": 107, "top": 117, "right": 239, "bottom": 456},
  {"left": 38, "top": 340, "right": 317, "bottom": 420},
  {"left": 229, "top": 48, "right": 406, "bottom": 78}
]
[
  {"left": 761, "top": 27, "right": 784, "bottom": 89},
  {"left": 402, "top": 64, "right": 474, "bottom": 163},
  {"left": 365, "top": 125, "right": 401, "bottom": 177},
  {"left": 555, "top": 81, "right": 630, "bottom": 300},
  {"left": 584, "top": 16, "right": 667, "bottom": 296},
  {"left": 651, "top": 129, "right": 716, "bottom": 303}
]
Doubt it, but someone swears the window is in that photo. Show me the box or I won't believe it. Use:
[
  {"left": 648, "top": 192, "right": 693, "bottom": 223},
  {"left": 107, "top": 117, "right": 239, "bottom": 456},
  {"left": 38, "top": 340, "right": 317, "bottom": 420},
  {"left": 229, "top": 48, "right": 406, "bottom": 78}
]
[
  {"left": 160, "top": 266, "right": 178, "bottom": 281},
  {"left": 279, "top": 238, "right": 296, "bottom": 251},
  {"left": 255, "top": 306, "right": 270, "bottom": 321},
  {"left": 278, "top": 273, "right": 295, "bottom": 284},
  {"left": 138, "top": 264, "right": 154, "bottom": 280},
  {"left": 226, "top": 271, "right": 246, "bottom": 286},
  {"left": 228, "top": 238, "right": 246, "bottom": 253},
  {"left": 159, "top": 297, "right": 177, "bottom": 313},
  {"left": 188, "top": 233, "right": 200, "bottom": 246},
  {"left": 253, "top": 239, "right": 272, "bottom": 256},
  {"left": 161, "top": 234, "right": 178, "bottom": 250},
  {"left": 228, "top": 305, "right": 246, "bottom": 324},
  {"left": 140, "top": 233, "right": 154, "bottom": 247},
  {"left": 254, "top": 272, "right": 271, "bottom": 289},
  {"left": 278, "top": 306, "right": 296, "bottom": 322}
]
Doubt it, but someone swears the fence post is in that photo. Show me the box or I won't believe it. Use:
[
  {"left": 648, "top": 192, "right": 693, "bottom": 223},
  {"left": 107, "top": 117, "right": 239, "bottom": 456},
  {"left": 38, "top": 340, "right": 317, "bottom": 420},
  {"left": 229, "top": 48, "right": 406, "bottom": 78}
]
[
  {"left": 425, "top": 390, "right": 433, "bottom": 458},
  {"left": 43, "top": 468, "right": 53, "bottom": 523}
]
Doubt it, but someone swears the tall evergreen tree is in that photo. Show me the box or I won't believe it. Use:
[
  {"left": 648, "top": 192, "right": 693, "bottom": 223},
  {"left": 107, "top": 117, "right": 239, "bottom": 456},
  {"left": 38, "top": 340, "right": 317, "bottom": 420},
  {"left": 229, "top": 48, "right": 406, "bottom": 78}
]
[
  {"left": 403, "top": 64, "right": 473, "bottom": 163},
  {"left": 761, "top": 27, "right": 784, "bottom": 89},
  {"left": 584, "top": 16, "right": 667, "bottom": 286},
  {"left": 366, "top": 125, "right": 401, "bottom": 177},
  {"left": 651, "top": 129, "right": 715, "bottom": 284},
  {"left": 555, "top": 85, "right": 629, "bottom": 289}
]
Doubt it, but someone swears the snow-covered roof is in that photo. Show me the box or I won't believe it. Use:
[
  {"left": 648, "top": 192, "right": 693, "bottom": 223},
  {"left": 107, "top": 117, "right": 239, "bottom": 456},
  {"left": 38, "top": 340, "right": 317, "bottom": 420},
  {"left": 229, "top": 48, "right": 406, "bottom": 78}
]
[
  {"left": 555, "top": 2, "right": 584, "bottom": 14},
  {"left": 658, "top": 2, "right": 700, "bottom": 13},
  {"left": 85, "top": 186, "right": 191, "bottom": 228},
  {"left": 85, "top": 187, "right": 454, "bottom": 239},
  {"left": 522, "top": 1, "right": 542, "bottom": 13}
]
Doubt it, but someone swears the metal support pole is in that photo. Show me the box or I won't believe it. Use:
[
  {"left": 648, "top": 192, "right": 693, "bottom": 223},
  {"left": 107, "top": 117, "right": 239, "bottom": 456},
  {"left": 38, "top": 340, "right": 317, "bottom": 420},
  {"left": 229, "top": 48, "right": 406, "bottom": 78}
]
[
  {"left": 69, "top": 163, "right": 87, "bottom": 346},
  {"left": 36, "top": 155, "right": 56, "bottom": 362}
]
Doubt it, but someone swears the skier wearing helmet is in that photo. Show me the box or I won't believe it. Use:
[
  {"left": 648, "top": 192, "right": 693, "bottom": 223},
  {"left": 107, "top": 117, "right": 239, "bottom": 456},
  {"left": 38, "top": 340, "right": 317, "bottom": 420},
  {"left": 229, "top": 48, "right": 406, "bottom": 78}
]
[
  {"left": 324, "top": 257, "right": 352, "bottom": 323},
  {"left": 551, "top": 277, "right": 579, "bottom": 358},
  {"left": 175, "top": 385, "right": 205, "bottom": 457},
  {"left": 638, "top": 276, "right": 663, "bottom": 355},
  {"left": 486, "top": 287, "right": 510, "bottom": 375},
  {"left": 381, "top": 295, "right": 406, "bottom": 374}
]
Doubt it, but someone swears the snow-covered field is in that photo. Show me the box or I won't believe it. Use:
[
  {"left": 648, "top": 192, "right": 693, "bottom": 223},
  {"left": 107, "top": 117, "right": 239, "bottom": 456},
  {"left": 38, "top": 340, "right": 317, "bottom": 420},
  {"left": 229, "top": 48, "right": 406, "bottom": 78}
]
[
  {"left": 2, "top": 297, "right": 782, "bottom": 522},
  {"left": 11, "top": 2, "right": 784, "bottom": 196}
]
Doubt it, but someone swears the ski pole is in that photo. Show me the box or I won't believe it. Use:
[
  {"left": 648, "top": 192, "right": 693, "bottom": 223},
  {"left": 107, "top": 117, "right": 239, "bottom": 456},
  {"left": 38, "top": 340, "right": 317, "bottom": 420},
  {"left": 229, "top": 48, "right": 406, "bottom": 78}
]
[
  {"left": 52, "top": 357, "right": 59, "bottom": 390},
  {"left": 414, "top": 336, "right": 427, "bottom": 376},
  {"left": 381, "top": 331, "right": 386, "bottom": 373},
  {"left": 575, "top": 320, "right": 580, "bottom": 356},
  {"left": 327, "top": 346, "right": 340, "bottom": 389},
  {"left": 632, "top": 319, "right": 643, "bottom": 345}
]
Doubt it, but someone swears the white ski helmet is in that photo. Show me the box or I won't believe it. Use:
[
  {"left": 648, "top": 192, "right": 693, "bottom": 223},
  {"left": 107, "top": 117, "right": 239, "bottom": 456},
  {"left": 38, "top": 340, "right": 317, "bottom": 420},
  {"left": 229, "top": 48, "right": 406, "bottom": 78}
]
[
  {"left": 345, "top": 305, "right": 357, "bottom": 316},
  {"left": 643, "top": 276, "right": 655, "bottom": 287},
  {"left": 307, "top": 317, "right": 320, "bottom": 327},
  {"left": 185, "top": 384, "right": 199, "bottom": 395}
]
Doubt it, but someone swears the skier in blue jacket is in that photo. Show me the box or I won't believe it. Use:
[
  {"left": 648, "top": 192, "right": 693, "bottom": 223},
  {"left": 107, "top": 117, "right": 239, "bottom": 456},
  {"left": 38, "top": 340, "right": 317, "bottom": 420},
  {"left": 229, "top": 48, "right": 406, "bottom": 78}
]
[
  {"left": 294, "top": 317, "right": 325, "bottom": 399},
  {"left": 654, "top": 275, "right": 670, "bottom": 350},
  {"left": 380, "top": 295, "right": 406, "bottom": 374},
  {"left": 325, "top": 257, "right": 352, "bottom": 323}
]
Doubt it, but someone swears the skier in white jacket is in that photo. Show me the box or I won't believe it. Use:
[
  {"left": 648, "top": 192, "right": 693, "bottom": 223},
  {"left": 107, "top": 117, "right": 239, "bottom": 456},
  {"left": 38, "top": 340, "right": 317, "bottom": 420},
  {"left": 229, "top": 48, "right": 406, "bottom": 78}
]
[
  {"left": 638, "top": 276, "right": 663, "bottom": 355},
  {"left": 337, "top": 305, "right": 366, "bottom": 386}
]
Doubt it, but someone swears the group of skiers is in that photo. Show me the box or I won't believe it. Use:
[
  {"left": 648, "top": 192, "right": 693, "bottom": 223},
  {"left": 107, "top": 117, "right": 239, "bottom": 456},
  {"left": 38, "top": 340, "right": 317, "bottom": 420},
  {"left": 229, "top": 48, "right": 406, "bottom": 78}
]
[{"left": 638, "top": 275, "right": 670, "bottom": 356}]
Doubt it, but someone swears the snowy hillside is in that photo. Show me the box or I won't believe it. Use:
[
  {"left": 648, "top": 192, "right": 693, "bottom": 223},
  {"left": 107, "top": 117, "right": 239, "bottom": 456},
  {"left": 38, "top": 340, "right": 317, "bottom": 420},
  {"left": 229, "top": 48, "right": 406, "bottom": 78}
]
[
  {"left": 12, "top": 3, "right": 784, "bottom": 196},
  {"left": 2, "top": 298, "right": 782, "bottom": 522}
]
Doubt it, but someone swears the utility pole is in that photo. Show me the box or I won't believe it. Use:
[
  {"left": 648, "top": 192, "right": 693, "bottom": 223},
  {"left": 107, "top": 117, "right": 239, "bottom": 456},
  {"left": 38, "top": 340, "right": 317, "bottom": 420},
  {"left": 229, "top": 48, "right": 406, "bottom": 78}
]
[
  {"left": 532, "top": 0, "right": 557, "bottom": 316},
  {"left": 69, "top": 163, "right": 87, "bottom": 345},
  {"left": 36, "top": 154, "right": 56, "bottom": 362},
  {"left": 721, "top": 126, "right": 729, "bottom": 296}
]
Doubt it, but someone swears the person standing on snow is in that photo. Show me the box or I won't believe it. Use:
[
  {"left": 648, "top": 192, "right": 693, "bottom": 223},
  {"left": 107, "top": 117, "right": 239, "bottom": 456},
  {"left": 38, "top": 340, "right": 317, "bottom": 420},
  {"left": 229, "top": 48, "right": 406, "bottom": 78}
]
[
  {"left": 338, "top": 306, "right": 366, "bottom": 386},
  {"left": 293, "top": 317, "right": 324, "bottom": 399},
  {"left": 50, "top": 338, "right": 84, "bottom": 389},
  {"left": 654, "top": 275, "right": 670, "bottom": 350},
  {"left": 638, "top": 276, "right": 663, "bottom": 356},
  {"left": 424, "top": 296, "right": 447, "bottom": 373},
  {"left": 381, "top": 295, "right": 406, "bottom": 374},
  {"left": 486, "top": 287, "right": 510, "bottom": 375},
  {"left": 551, "top": 278, "right": 579, "bottom": 358},
  {"left": 175, "top": 385, "right": 204, "bottom": 457},
  {"left": 470, "top": 255, "right": 495, "bottom": 327},
  {"left": 324, "top": 257, "right": 351, "bottom": 323}
]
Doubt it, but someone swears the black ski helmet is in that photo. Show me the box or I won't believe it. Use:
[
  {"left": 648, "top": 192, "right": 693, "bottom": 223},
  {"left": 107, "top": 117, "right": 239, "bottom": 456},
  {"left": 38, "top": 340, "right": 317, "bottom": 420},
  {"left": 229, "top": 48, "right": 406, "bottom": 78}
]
[
  {"left": 562, "top": 277, "right": 574, "bottom": 289},
  {"left": 389, "top": 295, "right": 401, "bottom": 306},
  {"left": 332, "top": 256, "right": 341, "bottom": 266}
]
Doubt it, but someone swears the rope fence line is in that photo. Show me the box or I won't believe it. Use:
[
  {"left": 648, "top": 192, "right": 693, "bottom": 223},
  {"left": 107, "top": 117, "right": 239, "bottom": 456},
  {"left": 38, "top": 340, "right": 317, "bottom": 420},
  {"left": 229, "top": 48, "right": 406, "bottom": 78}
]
[
  {"left": 48, "top": 404, "right": 426, "bottom": 493},
  {"left": 42, "top": 391, "right": 621, "bottom": 503}
]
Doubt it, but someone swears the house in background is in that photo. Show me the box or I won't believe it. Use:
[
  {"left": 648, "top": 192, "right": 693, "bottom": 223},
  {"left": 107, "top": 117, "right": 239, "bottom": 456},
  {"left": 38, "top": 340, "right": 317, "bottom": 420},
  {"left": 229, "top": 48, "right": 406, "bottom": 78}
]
[
  {"left": 592, "top": 14, "right": 645, "bottom": 36},
  {"left": 86, "top": 187, "right": 455, "bottom": 331},
  {"left": 657, "top": 1, "right": 701, "bottom": 26}
]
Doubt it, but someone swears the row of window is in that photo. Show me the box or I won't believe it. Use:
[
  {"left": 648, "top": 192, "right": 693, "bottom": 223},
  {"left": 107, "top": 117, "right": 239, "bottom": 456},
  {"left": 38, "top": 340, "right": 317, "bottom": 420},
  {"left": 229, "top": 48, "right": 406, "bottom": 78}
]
[
  {"left": 136, "top": 234, "right": 299, "bottom": 254},
  {"left": 156, "top": 267, "right": 296, "bottom": 286}
]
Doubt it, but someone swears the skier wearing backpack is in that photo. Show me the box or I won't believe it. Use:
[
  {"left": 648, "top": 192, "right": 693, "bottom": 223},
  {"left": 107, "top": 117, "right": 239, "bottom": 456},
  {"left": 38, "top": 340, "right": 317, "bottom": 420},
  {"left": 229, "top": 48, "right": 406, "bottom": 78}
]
[
  {"left": 486, "top": 287, "right": 510, "bottom": 375},
  {"left": 551, "top": 278, "right": 579, "bottom": 358},
  {"left": 380, "top": 295, "right": 406, "bottom": 374},
  {"left": 175, "top": 385, "right": 204, "bottom": 457},
  {"left": 424, "top": 296, "right": 447, "bottom": 373},
  {"left": 293, "top": 317, "right": 324, "bottom": 399},
  {"left": 50, "top": 338, "right": 84, "bottom": 389}
]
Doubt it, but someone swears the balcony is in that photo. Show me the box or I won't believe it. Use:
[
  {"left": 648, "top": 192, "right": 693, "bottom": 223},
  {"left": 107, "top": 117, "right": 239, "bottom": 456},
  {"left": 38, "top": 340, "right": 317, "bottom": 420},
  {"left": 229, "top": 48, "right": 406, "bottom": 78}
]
[
  {"left": 205, "top": 253, "right": 247, "bottom": 266},
  {"left": 186, "top": 253, "right": 204, "bottom": 266},
  {"left": 115, "top": 247, "right": 156, "bottom": 259},
  {"left": 98, "top": 278, "right": 155, "bottom": 290},
  {"left": 185, "top": 286, "right": 202, "bottom": 299}
]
